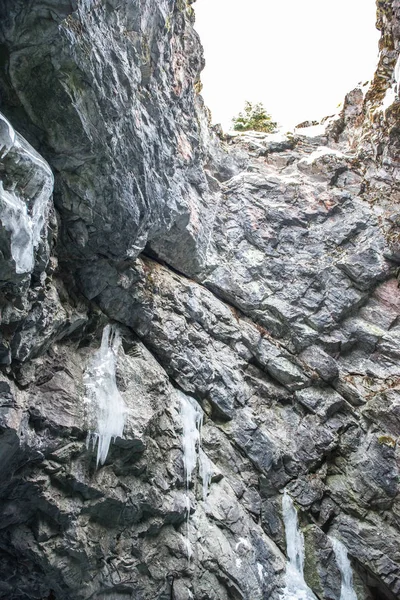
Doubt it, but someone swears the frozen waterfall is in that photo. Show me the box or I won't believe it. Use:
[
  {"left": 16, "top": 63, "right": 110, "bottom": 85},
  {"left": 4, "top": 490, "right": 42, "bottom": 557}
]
[
  {"left": 84, "top": 325, "right": 126, "bottom": 467},
  {"left": 0, "top": 182, "right": 35, "bottom": 274},
  {"left": 180, "top": 392, "right": 203, "bottom": 487},
  {"left": 281, "top": 491, "right": 317, "bottom": 600},
  {"left": 179, "top": 392, "right": 213, "bottom": 560},
  {"left": 0, "top": 117, "right": 53, "bottom": 275},
  {"left": 329, "top": 537, "right": 357, "bottom": 600},
  {"left": 179, "top": 391, "right": 212, "bottom": 499}
]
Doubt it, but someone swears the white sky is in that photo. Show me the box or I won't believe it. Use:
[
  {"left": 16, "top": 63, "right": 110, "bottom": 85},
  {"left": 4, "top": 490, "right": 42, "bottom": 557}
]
[{"left": 194, "top": 0, "right": 380, "bottom": 131}]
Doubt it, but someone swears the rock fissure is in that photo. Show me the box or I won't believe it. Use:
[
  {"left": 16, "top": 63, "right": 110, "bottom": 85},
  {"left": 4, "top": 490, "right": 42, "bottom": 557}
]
[{"left": 0, "top": 0, "right": 399, "bottom": 599}]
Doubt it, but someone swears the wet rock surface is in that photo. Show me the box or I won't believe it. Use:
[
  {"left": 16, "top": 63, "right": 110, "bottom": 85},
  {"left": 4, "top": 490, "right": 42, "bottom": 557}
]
[{"left": 0, "top": 1, "right": 399, "bottom": 599}]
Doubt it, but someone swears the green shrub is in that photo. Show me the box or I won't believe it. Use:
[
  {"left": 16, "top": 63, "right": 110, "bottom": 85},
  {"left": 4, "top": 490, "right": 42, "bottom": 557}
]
[{"left": 232, "top": 101, "right": 278, "bottom": 133}]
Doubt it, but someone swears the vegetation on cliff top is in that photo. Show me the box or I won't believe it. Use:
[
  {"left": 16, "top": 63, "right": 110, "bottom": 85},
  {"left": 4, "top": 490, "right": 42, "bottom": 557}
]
[{"left": 232, "top": 101, "right": 278, "bottom": 133}]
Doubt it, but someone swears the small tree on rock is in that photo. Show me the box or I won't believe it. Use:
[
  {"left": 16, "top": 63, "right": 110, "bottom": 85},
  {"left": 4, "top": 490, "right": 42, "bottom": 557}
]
[{"left": 232, "top": 101, "right": 278, "bottom": 133}]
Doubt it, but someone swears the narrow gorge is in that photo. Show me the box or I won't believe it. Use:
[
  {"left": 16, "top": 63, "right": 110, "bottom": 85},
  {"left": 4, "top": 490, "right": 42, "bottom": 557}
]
[{"left": 0, "top": 1, "right": 399, "bottom": 599}]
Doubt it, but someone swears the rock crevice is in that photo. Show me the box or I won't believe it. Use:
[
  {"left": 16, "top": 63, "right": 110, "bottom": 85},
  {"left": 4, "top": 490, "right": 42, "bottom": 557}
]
[{"left": 0, "top": 1, "right": 399, "bottom": 599}]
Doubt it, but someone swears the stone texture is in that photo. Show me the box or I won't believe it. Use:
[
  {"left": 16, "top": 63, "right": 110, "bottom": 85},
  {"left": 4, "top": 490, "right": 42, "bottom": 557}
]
[
  {"left": 0, "top": 111, "right": 53, "bottom": 285},
  {"left": 0, "top": 110, "right": 55, "bottom": 365},
  {"left": 0, "top": 0, "right": 220, "bottom": 276},
  {"left": 0, "top": 0, "right": 399, "bottom": 599}
]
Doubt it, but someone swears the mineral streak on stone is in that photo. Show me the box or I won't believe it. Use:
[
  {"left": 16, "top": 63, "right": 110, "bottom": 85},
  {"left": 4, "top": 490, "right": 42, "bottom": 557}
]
[
  {"left": 84, "top": 324, "right": 126, "bottom": 466},
  {"left": 0, "top": 0, "right": 399, "bottom": 599}
]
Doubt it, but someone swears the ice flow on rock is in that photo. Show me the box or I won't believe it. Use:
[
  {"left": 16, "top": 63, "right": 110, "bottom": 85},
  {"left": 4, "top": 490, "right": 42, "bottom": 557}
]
[
  {"left": 179, "top": 391, "right": 213, "bottom": 561},
  {"left": 84, "top": 324, "right": 126, "bottom": 466},
  {"left": 281, "top": 491, "right": 317, "bottom": 600},
  {"left": 0, "top": 114, "right": 53, "bottom": 275},
  {"left": 330, "top": 537, "right": 358, "bottom": 600},
  {"left": 0, "top": 182, "right": 35, "bottom": 274},
  {"left": 180, "top": 391, "right": 203, "bottom": 487},
  {"left": 179, "top": 391, "right": 213, "bottom": 497}
]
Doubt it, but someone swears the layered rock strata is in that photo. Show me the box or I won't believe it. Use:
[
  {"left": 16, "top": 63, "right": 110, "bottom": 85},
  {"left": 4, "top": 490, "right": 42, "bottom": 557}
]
[{"left": 0, "top": 1, "right": 399, "bottom": 599}]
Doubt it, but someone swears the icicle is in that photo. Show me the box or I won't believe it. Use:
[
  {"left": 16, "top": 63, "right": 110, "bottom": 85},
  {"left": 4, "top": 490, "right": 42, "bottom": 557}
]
[
  {"left": 329, "top": 537, "right": 357, "bottom": 600},
  {"left": 182, "top": 535, "right": 193, "bottom": 563},
  {"left": 84, "top": 325, "right": 126, "bottom": 466},
  {"left": 281, "top": 491, "right": 317, "bottom": 600},
  {"left": 179, "top": 391, "right": 213, "bottom": 499},
  {"left": 180, "top": 393, "right": 203, "bottom": 487},
  {"left": 179, "top": 392, "right": 202, "bottom": 561},
  {"left": 179, "top": 391, "right": 215, "bottom": 563}
]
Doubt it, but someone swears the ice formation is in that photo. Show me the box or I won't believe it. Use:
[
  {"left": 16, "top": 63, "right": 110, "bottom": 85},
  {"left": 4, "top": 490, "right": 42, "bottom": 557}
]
[
  {"left": 329, "top": 537, "right": 357, "bottom": 600},
  {"left": 84, "top": 325, "right": 126, "bottom": 466},
  {"left": 281, "top": 491, "right": 317, "bottom": 600},
  {"left": 0, "top": 123, "right": 53, "bottom": 275},
  {"left": 257, "top": 562, "right": 265, "bottom": 582},
  {"left": 179, "top": 391, "right": 213, "bottom": 561},
  {"left": 0, "top": 182, "right": 35, "bottom": 274},
  {"left": 26, "top": 152, "right": 53, "bottom": 252},
  {"left": 179, "top": 391, "right": 213, "bottom": 499},
  {"left": 180, "top": 392, "right": 203, "bottom": 486},
  {"left": 0, "top": 112, "right": 16, "bottom": 158}
]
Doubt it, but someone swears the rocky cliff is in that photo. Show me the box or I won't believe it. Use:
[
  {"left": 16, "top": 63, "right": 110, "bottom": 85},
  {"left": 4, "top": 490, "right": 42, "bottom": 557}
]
[{"left": 0, "top": 1, "right": 399, "bottom": 599}]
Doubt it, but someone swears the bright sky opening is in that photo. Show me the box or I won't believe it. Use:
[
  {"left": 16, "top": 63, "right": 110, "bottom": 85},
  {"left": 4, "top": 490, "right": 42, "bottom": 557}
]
[{"left": 194, "top": 0, "right": 380, "bottom": 131}]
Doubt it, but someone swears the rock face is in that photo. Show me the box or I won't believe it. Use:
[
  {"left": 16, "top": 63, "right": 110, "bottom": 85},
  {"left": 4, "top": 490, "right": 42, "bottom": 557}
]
[
  {"left": 0, "top": 0, "right": 217, "bottom": 274},
  {"left": 0, "top": 1, "right": 399, "bottom": 599}
]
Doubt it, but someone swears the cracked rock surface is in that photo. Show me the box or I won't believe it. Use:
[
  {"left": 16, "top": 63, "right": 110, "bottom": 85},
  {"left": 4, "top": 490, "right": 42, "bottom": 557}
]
[{"left": 0, "top": 1, "right": 399, "bottom": 599}]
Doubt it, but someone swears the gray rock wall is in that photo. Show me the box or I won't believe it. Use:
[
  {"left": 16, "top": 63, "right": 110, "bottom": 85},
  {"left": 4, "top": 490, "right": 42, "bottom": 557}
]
[{"left": 0, "top": 1, "right": 399, "bottom": 599}]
